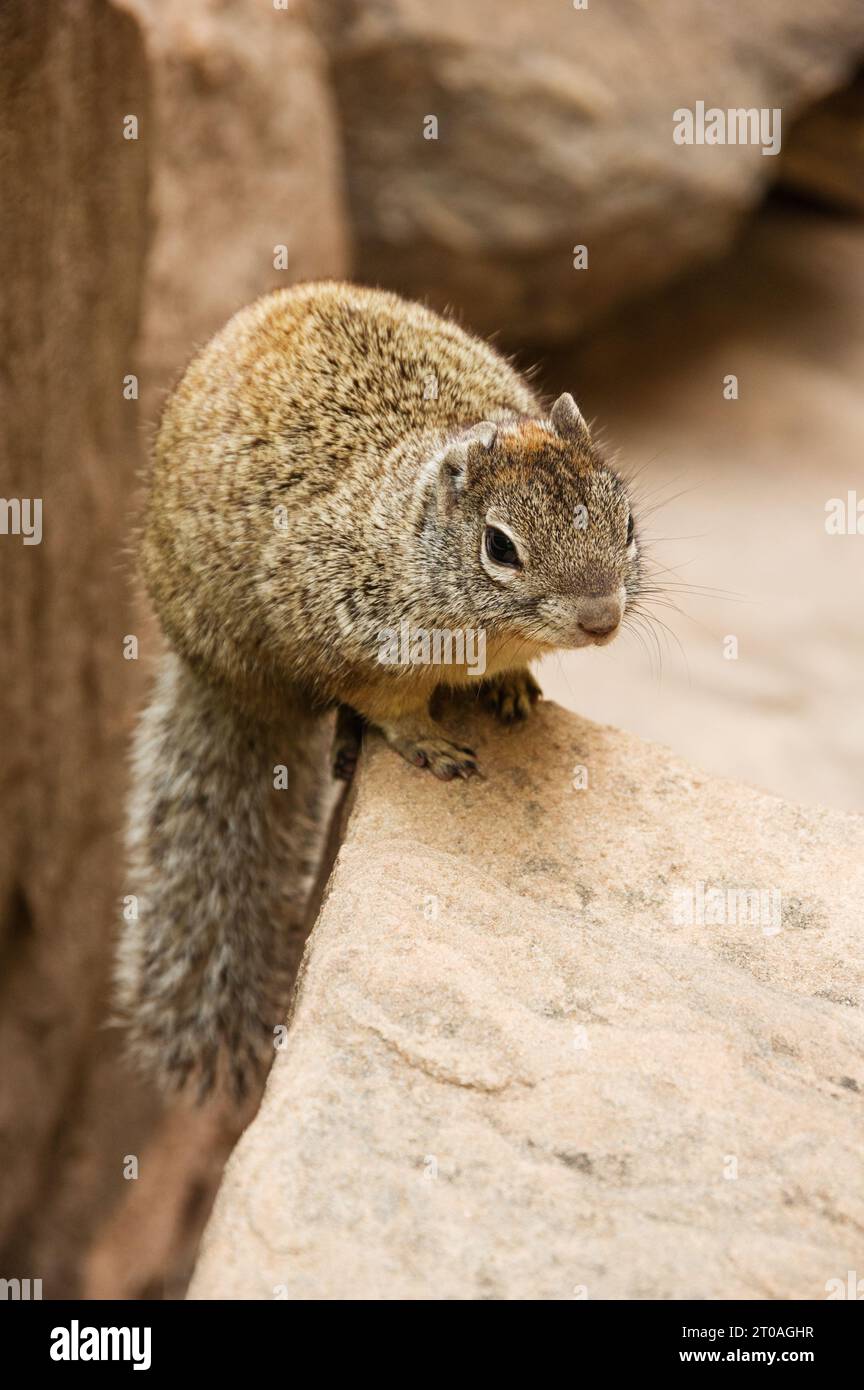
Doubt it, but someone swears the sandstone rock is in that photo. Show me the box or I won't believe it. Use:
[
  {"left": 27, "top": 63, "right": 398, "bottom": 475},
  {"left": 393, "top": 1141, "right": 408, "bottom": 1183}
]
[
  {"left": 313, "top": 0, "right": 864, "bottom": 343},
  {"left": 189, "top": 702, "right": 864, "bottom": 1300},
  {"left": 0, "top": 0, "right": 154, "bottom": 1294},
  {"left": 120, "top": 0, "right": 350, "bottom": 430}
]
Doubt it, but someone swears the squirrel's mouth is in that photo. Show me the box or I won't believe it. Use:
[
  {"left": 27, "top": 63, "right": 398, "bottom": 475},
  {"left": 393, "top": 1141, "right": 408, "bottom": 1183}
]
[
  {"left": 554, "top": 629, "right": 618, "bottom": 651},
  {"left": 537, "top": 588, "right": 626, "bottom": 651},
  {"left": 578, "top": 622, "right": 621, "bottom": 647}
]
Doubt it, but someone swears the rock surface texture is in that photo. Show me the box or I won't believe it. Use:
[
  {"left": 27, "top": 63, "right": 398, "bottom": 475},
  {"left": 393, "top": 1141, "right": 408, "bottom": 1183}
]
[
  {"left": 190, "top": 702, "right": 864, "bottom": 1300},
  {"left": 120, "top": 0, "right": 350, "bottom": 429},
  {"left": 0, "top": 0, "right": 152, "bottom": 1294},
  {"left": 313, "top": 0, "right": 864, "bottom": 343}
]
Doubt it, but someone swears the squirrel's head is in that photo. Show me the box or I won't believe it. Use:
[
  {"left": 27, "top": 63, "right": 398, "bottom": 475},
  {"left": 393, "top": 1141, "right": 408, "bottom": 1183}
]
[{"left": 423, "top": 393, "right": 640, "bottom": 651}]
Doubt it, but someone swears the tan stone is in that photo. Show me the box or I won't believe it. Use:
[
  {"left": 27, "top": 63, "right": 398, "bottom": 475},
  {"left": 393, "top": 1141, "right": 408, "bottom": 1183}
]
[
  {"left": 120, "top": 0, "right": 350, "bottom": 429},
  {"left": 313, "top": 0, "right": 864, "bottom": 343},
  {"left": 190, "top": 702, "right": 864, "bottom": 1300}
]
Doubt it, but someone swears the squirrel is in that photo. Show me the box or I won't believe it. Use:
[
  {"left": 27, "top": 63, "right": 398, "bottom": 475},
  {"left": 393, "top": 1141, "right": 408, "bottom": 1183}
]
[{"left": 116, "top": 281, "right": 642, "bottom": 1098}]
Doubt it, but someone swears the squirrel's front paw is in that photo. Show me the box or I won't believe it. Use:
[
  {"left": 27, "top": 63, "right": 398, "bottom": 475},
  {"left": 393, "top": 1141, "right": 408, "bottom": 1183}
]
[
  {"left": 397, "top": 733, "right": 481, "bottom": 781},
  {"left": 380, "top": 717, "right": 481, "bottom": 781},
  {"left": 480, "top": 668, "right": 542, "bottom": 724}
]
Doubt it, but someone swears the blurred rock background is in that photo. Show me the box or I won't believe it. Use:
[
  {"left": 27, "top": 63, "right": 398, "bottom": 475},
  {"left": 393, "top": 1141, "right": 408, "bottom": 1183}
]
[{"left": 1, "top": 0, "right": 862, "bottom": 1297}]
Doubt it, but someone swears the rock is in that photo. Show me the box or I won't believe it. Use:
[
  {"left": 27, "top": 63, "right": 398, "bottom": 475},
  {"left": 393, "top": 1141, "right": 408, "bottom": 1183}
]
[
  {"left": 189, "top": 701, "right": 864, "bottom": 1300},
  {"left": 0, "top": 0, "right": 154, "bottom": 1294},
  {"left": 313, "top": 0, "right": 864, "bottom": 343},
  {"left": 119, "top": 0, "right": 350, "bottom": 429},
  {"left": 82, "top": 1099, "right": 255, "bottom": 1300}
]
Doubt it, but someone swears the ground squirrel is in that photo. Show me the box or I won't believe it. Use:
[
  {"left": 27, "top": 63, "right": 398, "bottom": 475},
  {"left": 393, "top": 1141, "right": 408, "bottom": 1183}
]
[{"left": 116, "top": 281, "right": 642, "bottom": 1097}]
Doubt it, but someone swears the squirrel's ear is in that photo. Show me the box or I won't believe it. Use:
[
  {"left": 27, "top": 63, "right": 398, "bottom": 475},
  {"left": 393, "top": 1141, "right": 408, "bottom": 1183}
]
[
  {"left": 437, "top": 421, "right": 497, "bottom": 516},
  {"left": 551, "top": 392, "right": 591, "bottom": 446}
]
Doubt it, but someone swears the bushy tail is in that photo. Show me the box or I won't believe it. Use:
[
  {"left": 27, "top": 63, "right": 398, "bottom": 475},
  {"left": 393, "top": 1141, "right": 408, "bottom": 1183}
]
[{"left": 115, "top": 652, "right": 333, "bottom": 1099}]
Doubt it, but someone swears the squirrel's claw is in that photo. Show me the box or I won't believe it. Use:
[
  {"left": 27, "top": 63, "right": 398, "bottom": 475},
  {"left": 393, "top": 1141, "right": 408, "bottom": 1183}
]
[{"left": 386, "top": 726, "right": 483, "bottom": 782}]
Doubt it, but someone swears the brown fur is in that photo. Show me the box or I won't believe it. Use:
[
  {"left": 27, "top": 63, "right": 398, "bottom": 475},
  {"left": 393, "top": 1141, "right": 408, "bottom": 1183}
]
[{"left": 116, "top": 282, "right": 641, "bottom": 1096}]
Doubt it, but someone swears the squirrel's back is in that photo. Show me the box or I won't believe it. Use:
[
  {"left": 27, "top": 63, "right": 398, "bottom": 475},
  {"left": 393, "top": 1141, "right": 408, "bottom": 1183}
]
[{"left": 154, "top": 281, "right": 537, "bottom": 487}]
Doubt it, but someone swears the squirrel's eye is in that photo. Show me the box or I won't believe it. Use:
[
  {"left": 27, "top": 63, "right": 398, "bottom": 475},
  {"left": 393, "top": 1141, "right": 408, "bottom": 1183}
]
[
  {"left": 626, "top": 512, "right": 634, "bottom": 546},
  {"left": 485, "top": 526, "right": 520, "bottom": 568}
]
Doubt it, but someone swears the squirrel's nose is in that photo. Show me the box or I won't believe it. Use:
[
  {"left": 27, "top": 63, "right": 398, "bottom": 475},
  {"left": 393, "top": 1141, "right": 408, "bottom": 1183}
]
[{"left": 577, "top": 595, "right": 622, "bottom": 638}]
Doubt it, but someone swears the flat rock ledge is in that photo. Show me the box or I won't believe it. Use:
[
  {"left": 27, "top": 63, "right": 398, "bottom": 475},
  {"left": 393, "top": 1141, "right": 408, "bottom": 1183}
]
[{"left": 189, "top": 702, "right": 863, "bottom": 1300}]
